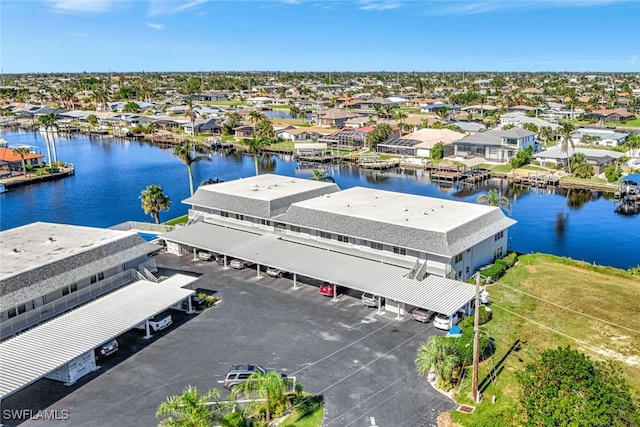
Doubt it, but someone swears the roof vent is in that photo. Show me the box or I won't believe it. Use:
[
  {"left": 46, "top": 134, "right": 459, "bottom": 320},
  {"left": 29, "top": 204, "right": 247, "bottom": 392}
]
[
  {"left": 347, "top": 204, "right": 350, "bottom": 207},
  {"left": 325, "top": 194, "right": 331, "bottom": 198},
  {"left": 47, "top": 236, "right": 56, "bottom": 244},
  {"left": 266, "top": 185, "right": 271, "bottom": 189},
  {"left": 403, "top": 207, "right": 408, "bottom": 212},
  {"left": 421, "top": 209, "right": 426, "bottom": 215},
  {"left": 12, "top": 248, "right": 21, "bottom": 253},
  {"left": 254, "top": 183, "right": 260, "bottom": 188}
]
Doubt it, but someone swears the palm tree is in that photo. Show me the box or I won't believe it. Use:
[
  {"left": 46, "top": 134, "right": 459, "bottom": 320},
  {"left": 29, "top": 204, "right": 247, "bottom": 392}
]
[
  {"left": 139, "top": 185, "right": 171, "bottom": 224},
  {"left": 415, "top": 336, "right": 460, "bottom": 385},
  {"left": 372, "top": 104, "right": 383, "bottom": 122},
  {"left": 393, "top": 109, "right": 408, "bottom": 130},
  {"left": 12, "top": 147, "right": 30, "bottom": 176},
  {"left": 87, "top": 114, "right": 98, "bottom": 135},
  {"left": 232, "top": 370, "right": 291, "bottom": 423},
  {"left": 173, "top": 142, "right": 211, "bottom": 196},
  {"left": 184, "top": 97, "right": 197, "bottom": 137},
  {"left": 476, "top": 189, "right": 512, "bottom": 215},
  {"left": 288, "top": 104, "right": 301, "bottom": 120},
  {"left": 382, "top": 104, "right": 394, "bottom": 120},
  {"left": 247, "top": 110, "right": 265, "bottom": 124},
  {"left": 92, "top": 87, "right": 109, "bottom": 112},
  {"left": 559, "top": 121, "right": 575, "bottom": 173},
  {"left": 38, "top": 113, "right": 58, "bottom": 168},
  {"left": 311, "top": 169, "right": 327, "bottom": 181},
  {"left": 247, "top": 137, "right": 271, "bottom": 176},
  {"left": 156, "top": 386, "right": 221, "bottom": 427}
]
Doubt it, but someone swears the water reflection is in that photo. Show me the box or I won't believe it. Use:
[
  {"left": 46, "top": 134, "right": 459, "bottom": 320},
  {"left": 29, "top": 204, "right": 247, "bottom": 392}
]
[
  {"left": 555, "top": 212, "right": 569, "bottom": 243},
  {"left": 562, "top": 189, "right": 596, "bottom": 210}
]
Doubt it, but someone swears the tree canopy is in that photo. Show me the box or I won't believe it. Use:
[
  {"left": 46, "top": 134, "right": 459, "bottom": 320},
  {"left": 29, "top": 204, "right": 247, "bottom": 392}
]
[
  {"left": 366, "top": 123, "right": 393, "bottom": 151},
  {"left": 139, "top": 184, "right": 171, "bottom": 224},
  {"left": 518, "top": 346, "right": 640, "bottom": 427}
]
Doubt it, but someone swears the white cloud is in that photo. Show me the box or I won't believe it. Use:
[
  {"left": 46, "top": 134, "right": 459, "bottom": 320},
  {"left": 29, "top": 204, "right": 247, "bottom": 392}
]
[
  {"left": 148, "top": 0, "right": 208, "bottom": 16},
  {"left": 47, "top": 0, "right": 116, "bottom": 14},
  {"left": 358, "top": 0, "right": 401, "bottom": 11},
  {"left": 147, "top": 22, "right": 165, "bottom": 30},
  {"left": 427, "top": 0, "right": 630, "bottom": 16}
]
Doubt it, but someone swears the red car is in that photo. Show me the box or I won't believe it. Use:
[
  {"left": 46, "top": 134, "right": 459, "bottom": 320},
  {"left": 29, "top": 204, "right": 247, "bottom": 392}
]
[{"left": 319, "top": 282, "right": 344, "bottom": 297}]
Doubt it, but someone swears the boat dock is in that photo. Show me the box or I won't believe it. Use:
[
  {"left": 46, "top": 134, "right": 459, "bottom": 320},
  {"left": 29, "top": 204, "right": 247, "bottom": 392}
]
[
  {"left": 0, "top": 166, "right": 75, "bottom": 189},
  {"left": 614, "top": 178, "right": 640, "bottom": 214},
  {"left": 509, "top": 172, "right": 561, "bottom": 188},
  {"left": 427, "top": 165, "right": 492, "bottom": 184}
]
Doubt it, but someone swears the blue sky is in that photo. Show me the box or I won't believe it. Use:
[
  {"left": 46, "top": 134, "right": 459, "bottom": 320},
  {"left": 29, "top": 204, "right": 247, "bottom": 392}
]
[{"left": 2, "top": 0, "right": 639, "bottom": 73}]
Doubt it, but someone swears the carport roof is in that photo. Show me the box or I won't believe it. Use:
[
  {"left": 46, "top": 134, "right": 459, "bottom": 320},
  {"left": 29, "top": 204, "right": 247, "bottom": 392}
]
[
  {"left": 163, "top": 222, "right": 476, "bottom": 317},
  {"left": 0, "top": 276, "right": 195, "bottom": 400}
]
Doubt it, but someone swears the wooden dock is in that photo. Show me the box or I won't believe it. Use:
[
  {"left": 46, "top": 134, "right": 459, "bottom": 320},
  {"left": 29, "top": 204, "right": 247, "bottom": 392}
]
[
  {"left": 359, "top": 159, "right": 400, "bottom": 170},
  {"left": 509, "top": 173, "right": 561, "bottom": 188},
  {"left": 428, "top": 166, "right": 492, "bottom": 184},
  {"left": 0, "top": 166, "right": 75, "bottom": 189}
]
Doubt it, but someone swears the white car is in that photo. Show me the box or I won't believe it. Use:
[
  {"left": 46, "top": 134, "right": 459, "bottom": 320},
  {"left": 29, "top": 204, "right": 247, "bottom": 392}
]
[
  {"left": 433, "top": 312, "right": 463, "bottom": 331},
  {"left": 361, "top": 292, "right": 384, "bottom": 307},
  {"left": 266, "top": 267, "right": 288, "bottom": 278},
  {"left": 230, "top": 259, "right": 253, "bottom": 269}
]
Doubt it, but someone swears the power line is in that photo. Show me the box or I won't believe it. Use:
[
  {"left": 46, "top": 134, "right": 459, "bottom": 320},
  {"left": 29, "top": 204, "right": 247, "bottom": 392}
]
[{"left": 494, "top": 283, "right": 640, "bottom": 335}]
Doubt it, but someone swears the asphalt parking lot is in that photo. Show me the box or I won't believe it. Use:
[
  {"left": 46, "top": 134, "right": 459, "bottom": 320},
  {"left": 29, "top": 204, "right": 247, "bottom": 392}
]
[{"left": 3, "top": 252, "right": 456, "bottom": 427}]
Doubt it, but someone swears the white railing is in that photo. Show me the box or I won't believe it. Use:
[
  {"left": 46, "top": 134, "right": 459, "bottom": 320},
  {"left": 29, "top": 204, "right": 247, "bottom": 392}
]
[
  {"left": 1, "top": 269, "right": 138, "bottom": 340},
  {"left": 109, "top": 221, "right": 175, "bottom": 233}
]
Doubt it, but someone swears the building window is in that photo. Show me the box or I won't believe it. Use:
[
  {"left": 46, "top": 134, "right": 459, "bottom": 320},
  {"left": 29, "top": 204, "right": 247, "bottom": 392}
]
[
  {"left": 494, "top": 231, "right": 504, "bottom": 241},
  {"left": 235, "top": 214, "right": 244, "bottom": 221},
  {"left": 493, "top": 247, "right": 503, "bottom": 261},
  {"left": 370, "top": 241, "right": 383, "bottom": 250},
  {"left": 220, "top": 211, "right": 229, "bottom": 218},
  {"left": 97, "top": 272, "right": 104, "bottom": 281},
  {"left": 90, "top": 275, "right": 97, "bottom": 284},
  {"left": 337, "top": 235, "right": 349, "bottom": 243},
  {"left": 290, "top": 225, "right": 300, "bottom": 233},
  {"left": 319, "top": 231, "right": 331, "bottom": 239},
  {"left": 7, "top": 308, "right": 16, "bottom": 319},
  {"left": 393, "top": 246, "right": 406, "bottom": 255},
  {"left": 62, "top": 287, "right": 70, "bottom": 296},
  {"left": 17, "top": 305, "right": 26, "bottom": 315},
  {"left": 70, "top": 284, "right": 78, "bottom": 293},
  {"left": 454, "top": 253, "right": 463, "bottom": 263},
  {"left": 260, "top": 219, "right": 271, "bottom": 226}
]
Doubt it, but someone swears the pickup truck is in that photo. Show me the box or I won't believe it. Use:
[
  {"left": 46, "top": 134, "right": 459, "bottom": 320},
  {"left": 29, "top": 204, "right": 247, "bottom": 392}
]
[{"left": 135, "top": 311, "right": 173, "bottom": 332}]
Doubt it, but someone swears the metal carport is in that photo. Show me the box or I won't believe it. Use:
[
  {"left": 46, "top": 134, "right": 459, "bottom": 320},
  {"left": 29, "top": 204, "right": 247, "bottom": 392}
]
[
  {"left": 163, "top": 222, "right": 475, "bottom": 316},
  {"left": 0, "top": 276, "right": 195, "bottom": 400}
]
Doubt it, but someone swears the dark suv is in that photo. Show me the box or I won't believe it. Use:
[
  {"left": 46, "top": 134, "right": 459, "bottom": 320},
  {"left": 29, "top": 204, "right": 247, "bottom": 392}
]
[{"left": 223, "top": 364, "right": 285, "bottom": 391}]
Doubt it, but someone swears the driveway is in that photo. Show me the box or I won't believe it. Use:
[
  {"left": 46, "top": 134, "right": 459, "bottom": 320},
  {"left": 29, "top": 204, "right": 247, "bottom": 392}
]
[{"left": 3, "top": 253, "right": 455, "bottom": 427}]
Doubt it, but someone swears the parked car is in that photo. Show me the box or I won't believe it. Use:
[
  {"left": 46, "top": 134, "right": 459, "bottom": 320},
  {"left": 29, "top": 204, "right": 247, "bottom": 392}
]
[
  {"left": 266, "top": 267, "right": 288, "bottom": 278},
  {"left": 361, "top": 292, "right": 384, "bottom": 307},
  {"left": 135, "top": 311, "right": 173, "bottom": 332},
  {"left": 230, "top": 259, "right": 253, "bottom": 269},
  {"left": 319, "top": 282, "right": 344, "bottom": 297},
  {"left": 433, "top": 312, "right": 463, "bottom": 331},
  {"left": 95, "top": 339, "right": 119, "bottom": 359},
  {"left": 411, "top": 308, "right": 436, "bottom": 323},
  {"left": 197, "top": 251, "right": 215, "bottom": 261},
  {"left": 223, "top": 364, "right": 286, "bottom": 391}
]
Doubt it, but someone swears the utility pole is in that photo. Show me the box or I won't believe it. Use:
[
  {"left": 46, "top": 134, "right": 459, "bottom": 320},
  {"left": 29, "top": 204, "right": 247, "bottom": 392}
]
[{"left": 471, "top": 271, "right": 481, "bottom": 403}]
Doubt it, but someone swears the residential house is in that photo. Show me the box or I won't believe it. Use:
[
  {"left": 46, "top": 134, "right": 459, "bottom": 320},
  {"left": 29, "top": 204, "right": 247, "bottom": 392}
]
[
  {"left": 184, "top": 118, "right": 223, "bottom": 135},
  {"left": 190, "top": 92, "right": 229, "bottom": 102},
  {"left": 314, "top": 109, "right": 363, "bottom": 128},
  {"left": 453, "top": 128, "right": 537, "bottom": 162},
  {"left": 500, "top": 112, "right": 559, "bottom": 131},
  {"left": 583, "top": 109, "right": 636, "bottom": 123},
  {"left": 534, "top": 146, "right": 626, "bottom": 173},
  {"left": 276, "top": 127, "right": 334, "bottom": 142},
  {"left": 234, "top": 124, "right": 254, "bottom": 139},
  {"left": 570, "top": 128, "right": 629, "bottom": 147},
  {"left": 0, "top": 147, "right": 44, "bottom": 174},
  {"left": 378, "top": 128, "right": 465, "bottom": 157}
]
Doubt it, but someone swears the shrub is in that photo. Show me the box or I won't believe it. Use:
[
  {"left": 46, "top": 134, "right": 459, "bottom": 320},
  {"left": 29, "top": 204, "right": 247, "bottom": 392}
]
[{"left": 481, "top": 252, "right": 518, "bottom": 282}]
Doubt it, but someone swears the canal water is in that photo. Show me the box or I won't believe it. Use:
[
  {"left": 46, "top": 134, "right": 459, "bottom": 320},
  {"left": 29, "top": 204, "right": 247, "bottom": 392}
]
[{"left": 1, "top": 130, "right": 638, "bottom": 269}]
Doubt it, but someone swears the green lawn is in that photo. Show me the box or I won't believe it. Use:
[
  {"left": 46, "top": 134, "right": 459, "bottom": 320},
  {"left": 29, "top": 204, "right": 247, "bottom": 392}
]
[
  {"left": 163, "top": 215, "right": 188, "bottom": 225},
  {"left": 449, "top": 254, "right": 640, "bottom": 426},
  {"left": 279, "top": 395, "right": 324, "bottom": 427},
  {"left": 621, "top": 118, "right": 640, "bottom": 127}
]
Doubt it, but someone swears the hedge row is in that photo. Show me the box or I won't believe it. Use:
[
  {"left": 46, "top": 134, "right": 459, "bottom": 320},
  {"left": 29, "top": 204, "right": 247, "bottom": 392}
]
[{"left": 481, "top": 252, "right": 518, "bottom": 282}]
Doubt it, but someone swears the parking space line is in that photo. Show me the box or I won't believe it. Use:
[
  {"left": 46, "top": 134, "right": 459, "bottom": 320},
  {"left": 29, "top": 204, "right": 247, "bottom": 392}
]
[
  {"left": 327, "top": 368, "right": 418, "bottom": 426},
  {"left": 290, "top": 322, "right": 393, "bottom": 375},
  {"left": 312, "top": 326, "right": 432, "bottom": 396}
]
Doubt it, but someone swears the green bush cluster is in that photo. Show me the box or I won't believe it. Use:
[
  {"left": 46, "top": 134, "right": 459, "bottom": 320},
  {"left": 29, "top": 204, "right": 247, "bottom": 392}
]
[
  {"left": 481, "top": 252, "right": 518, "bottom": 282},
  {"left": 458, "top": 306, "right": 492, "bottom": 331}
]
